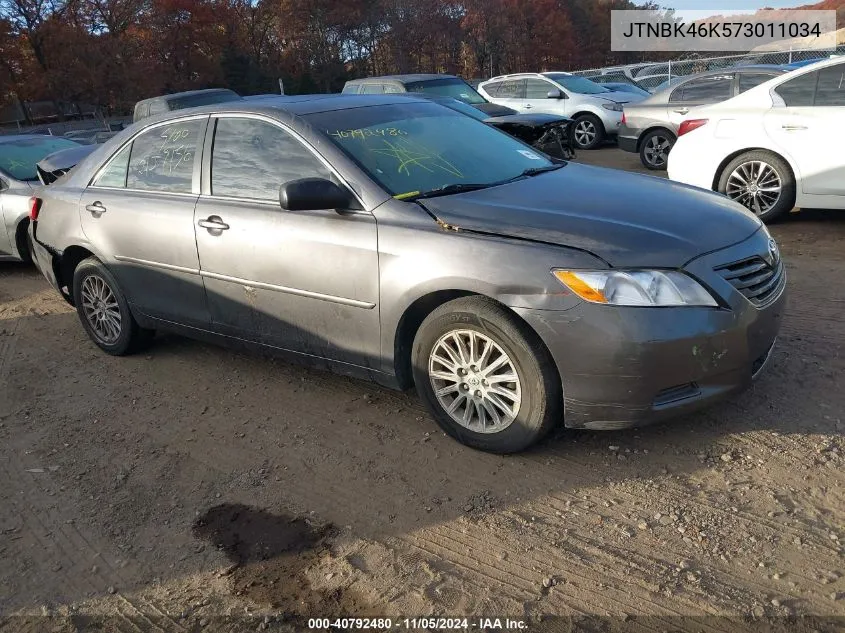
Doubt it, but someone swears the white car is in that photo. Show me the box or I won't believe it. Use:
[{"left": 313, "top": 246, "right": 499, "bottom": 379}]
[
  {"left": 668, "top": 57, "right": 845, "bottom": 222},
  {"left": 477, "top": 72, "right": 646, "bottom": 150}
]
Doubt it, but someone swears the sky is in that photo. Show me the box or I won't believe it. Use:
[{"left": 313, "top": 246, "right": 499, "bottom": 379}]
[{"left": 663, "top": 0, "right": 807, "bottom": 19}]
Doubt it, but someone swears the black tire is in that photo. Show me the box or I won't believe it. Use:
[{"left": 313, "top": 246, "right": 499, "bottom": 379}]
[
  {"left": 571, "top": 114, "right": 605, "bottom": 150},
  {"left": 638, "top": 129, "right": 675, "bottom": 171},
  {"left": 72, "top": 257, "right": 153, "bottom": 355},
  {"left": 15, "top": 220, "right": 33, "bottom": 265},
  {"left": 411, "top": 296, "right": 561, "bottom": 453},
  {"left": 717, "top": 151, "right": 796, "bottom": 223}
]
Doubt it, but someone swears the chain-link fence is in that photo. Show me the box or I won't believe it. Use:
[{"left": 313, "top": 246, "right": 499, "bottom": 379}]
[{"left": 572, "top": 45, "right": 845, "bottom": 93}]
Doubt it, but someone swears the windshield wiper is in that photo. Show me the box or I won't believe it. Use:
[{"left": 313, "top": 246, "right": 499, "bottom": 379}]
[
  {"left": 506, "top": 164, "right": 565, "bottom": 182},
  {"left": 402, "top": 183, "right": 493, "bottom": 201}
]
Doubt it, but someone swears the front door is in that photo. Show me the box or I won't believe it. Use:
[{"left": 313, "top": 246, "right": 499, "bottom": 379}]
[
  {"left": 193, "top": 115, "right": 380, "bottom": 369},
  {"left": 79, "top": 115, "right": 210, "bottom": 326},
  {"left": 523, "top": 78, "right": 568, "bottom": 115},
  {"left": 765, "top": 63, "right": 845, "bottom": 198}
]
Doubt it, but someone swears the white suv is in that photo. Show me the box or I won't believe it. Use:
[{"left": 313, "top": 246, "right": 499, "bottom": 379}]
[{"left": 478, "top": 72, "right": 646, "bottom": 149}]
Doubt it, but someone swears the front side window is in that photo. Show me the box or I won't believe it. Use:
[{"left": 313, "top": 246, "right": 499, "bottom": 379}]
[
  {"left": 210, "top": 117, "right": 331, "bottom": 201},
  {"left": 525, "top": 79, "right": 554, "bottom": 98},
  {"left": 405, "top": 78, "right": 487, "bottom": 104},
  {"left": 544, "top": 73, "right": 610, "bottom": 95},
  {"left": 815, "top": 64, "right": 845, "bottom": 106},
  {"left": 672, "top": 75, "right": 733, "bottom": 103},
  {"left": 94, "top": 144, "right": 131, "bottom": 188},
  {"left": 126, "top": 118, "right": 204, "bottom": 193},
  {"left": 308, "top": 102, "right": 555, "bottom": 198},
  {"left": 775, "top": 71, "right": 818, "bottom": 107},
  {"left": 0, "top": 137, "right": 80, "bottom": 181}
]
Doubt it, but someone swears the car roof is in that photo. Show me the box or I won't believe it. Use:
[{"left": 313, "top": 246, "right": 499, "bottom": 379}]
[
  {"left": 133, "top": 94, "right": 434, "bottom": 124},
  {"left": 483, "top": 72, "right": 556, "bottom": 82},
  {"left": 345, "top": 74, "right": 460, "bottom": 85},
  {"left": 137, "top": 88, "right": 237, "bottom": 104}
]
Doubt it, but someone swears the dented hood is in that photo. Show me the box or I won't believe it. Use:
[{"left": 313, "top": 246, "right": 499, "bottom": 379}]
[{"left": 419, "top": 163, "right": 762, "bottom": 268}]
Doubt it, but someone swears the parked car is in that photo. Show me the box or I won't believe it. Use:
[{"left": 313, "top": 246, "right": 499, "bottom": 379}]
[
  {"left": 29, "top": 95, "right": 783, "bottom": 453},
  {"left": 413, "top": 95, "right": 575, "bottom": 159},
  {"left": 600, "top": 82, "right": 651, "bottom": 97},
  {"left": 0, "top": 134, "right": 81, "bottom": 263},
  {"left": 668, "top": 57, "right": 845, "bottom": 222},
  {"left": 133, "top": 89, "right": 241, "bottom": 123},
  {"left": 477, "top": 72, "right": 646, "bottom": 149},
  {"left": 619, "top": 66, "right": 790, "bottom": 170},
  {"left": 342, "top": 74, "right": 513, "bottom": 116}
]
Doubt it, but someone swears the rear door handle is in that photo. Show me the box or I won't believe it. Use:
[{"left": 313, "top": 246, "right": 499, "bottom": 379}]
[
  {"left": 523, "top": 104, "right": 533, "bottom": 110},
  {"left": 673, "top": 107, "right": 690, "bottom": 115},
  {"left": 198, "top": 216, "right": 230, "bottom": 231},
  {"left": 85, "top": 202, "right": 107, "bottom": 215},
  {"left": 782, "top": 124, "right": 808, "bottom": 131}
]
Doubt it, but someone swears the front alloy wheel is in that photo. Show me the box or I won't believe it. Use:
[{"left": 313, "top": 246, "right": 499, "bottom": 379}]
[
  {"left": 428, "top": 330, "right": 521, "bottom": 434},
  {"left": 411, "top": 296, "right": 561, "bottom": 453},
  {"left": 571, "top": 114, "right": 604, "bottom": 150}
]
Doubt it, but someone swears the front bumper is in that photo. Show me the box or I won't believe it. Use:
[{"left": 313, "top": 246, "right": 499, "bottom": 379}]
[{"left": 514, "top": 230, "right": 786, "bottom": 430}]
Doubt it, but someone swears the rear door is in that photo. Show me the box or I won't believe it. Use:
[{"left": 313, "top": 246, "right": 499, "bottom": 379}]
[
  {"left": 79, "top": 115, "right": 211, "bottom": 326},
  {"left": 193, "top": 114, "right": 380, "bottom": 367},
  {"left": 484, "top": 79, "right": 525, "bottom": 110},
  {"left": 765, "top": 63, "right": 845, "bottom": 198}
]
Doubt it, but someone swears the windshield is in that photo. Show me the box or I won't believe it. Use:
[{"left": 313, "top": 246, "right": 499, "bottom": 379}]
[
  {"left": 405, "top": 78, "right": 487, "bottom": 105},
  {"left": 307, "top": 102, "right": 554, "bottom": 198},
  {"left": 544, "top": 73, "right": 610, "bottom": 95},
  {"left": 0, "top": 137, "right": 81, "bottom": 181}
]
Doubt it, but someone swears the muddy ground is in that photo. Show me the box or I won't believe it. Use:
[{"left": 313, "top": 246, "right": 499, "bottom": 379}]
[{"left": 1, "top": 147, "right": 844, "bottom": 632}]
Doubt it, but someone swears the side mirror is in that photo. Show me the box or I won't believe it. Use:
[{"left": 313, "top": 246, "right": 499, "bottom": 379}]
[
  {"left": 547, "top": 89, "right": 564, "bottom": 99},
  {"left": 279, "top": 177, "right": 354, "bottom": 212}
]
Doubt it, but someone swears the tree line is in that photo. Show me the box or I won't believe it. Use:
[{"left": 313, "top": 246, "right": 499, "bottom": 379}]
[{"left": 0, "top": 0, "right": 664, "bottom": 114}]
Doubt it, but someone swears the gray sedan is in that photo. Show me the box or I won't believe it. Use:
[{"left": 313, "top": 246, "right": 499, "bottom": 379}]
[
  {"left": 29, "top": 95, "right": 784, "bottom": 453},
  {"left": 619, "top": 66, "right": 789, "bottom": 170}
]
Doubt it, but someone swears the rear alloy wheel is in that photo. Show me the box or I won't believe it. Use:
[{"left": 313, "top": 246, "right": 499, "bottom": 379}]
[
  {"left": 572, "top": 114, "right": 604, "bottom": 150},
  {"left": 73, "top": 257, "right": 153, "bottom": 355},
  {"left": 639, "top": 130, "right": 675, "bottom": 170},
  {"left": 412, "top": 296, "right": 561, "bottom": 453},
  {"left": 718, "top": 151, "right": 796, "bottom": 223}
]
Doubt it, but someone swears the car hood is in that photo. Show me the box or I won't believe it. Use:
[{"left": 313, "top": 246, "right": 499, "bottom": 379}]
[
  {"left": 418, "top": 163, "right": 762, "bottom": 268},
  {"left": 473, "top": 102, "right": 517, "bottom": 116},
  {"left": 596, "top": 92, "right": 644, "bottom": 105}
]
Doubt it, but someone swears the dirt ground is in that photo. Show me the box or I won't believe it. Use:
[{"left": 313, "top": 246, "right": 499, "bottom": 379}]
[{"left": 1, "top": 147, "right": 845, "bottom": 632}]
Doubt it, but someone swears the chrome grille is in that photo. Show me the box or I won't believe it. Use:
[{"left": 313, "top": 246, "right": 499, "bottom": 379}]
[{"left": 715, "top": 255, "right": 784, "bottom": 306}]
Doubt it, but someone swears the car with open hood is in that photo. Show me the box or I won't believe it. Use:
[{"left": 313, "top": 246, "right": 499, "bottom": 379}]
[
  {"left": 478, "top": 72, "right": 646, "bottom": 149},
  {"left": 0, "top": 134, "right": 82, "bottom": 263},
  {"left": 29, "top": 95, "right": 784, "bottom": 453}
]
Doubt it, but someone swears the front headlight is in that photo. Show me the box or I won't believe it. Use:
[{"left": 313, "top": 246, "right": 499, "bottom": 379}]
[
  {"left": 601, "top": 103, "right": 624, "bottom": 112},
  {"left": 553, "top": 270, "right": 718, "bottom": 307}
]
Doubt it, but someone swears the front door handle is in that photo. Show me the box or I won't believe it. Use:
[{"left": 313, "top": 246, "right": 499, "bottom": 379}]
[
  {"left": 198, "top": 216, "right": 230, "bottom": 232},
  {"left": 85, "top": 202, "right": 107, "bottom": 215},
  {"left": 782, "top": 124, "right": 808, "bottom": 131},
  {"left": 524, "top": 104, "right": 533, "bottom": 109}
]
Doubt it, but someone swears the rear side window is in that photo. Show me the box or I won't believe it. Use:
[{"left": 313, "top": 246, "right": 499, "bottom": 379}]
[
  {"left": 815, "top": 64, "right": 845, "bottom": 106},
  {"left": 738, "top": 72, "right": 776, "bottom": 94},
  {"left": 482, "top": 81, "right": 502, "bottom": 97},
  {"left": 126, "top": 119, "right": 204, "bottom": 193},
  {"left": 671, "top": 75, "right": 732, "bottom": 103},
  {"left": 94, "top": 144, "right": 131, "bottom": 188},
  {"left": 383, "top": 84, "right": 403, "bottom": 94},
  {"left": 341, "top": 84, "right": 360, "bottom": 94},
  {"left": 360, "top": 84, "right": 385, "bottom": 94},
  {"left": 148, "top": 100, "right": 169, "bottom": 116},
  {"left": 775, "top": 71, "right": 818, "bottom": 106},
  {"left": 496, "top": 80, "right": 524, "bottom": 98},
  {"left": 210, "top": 117, "right": 331, "bottom": 201}
]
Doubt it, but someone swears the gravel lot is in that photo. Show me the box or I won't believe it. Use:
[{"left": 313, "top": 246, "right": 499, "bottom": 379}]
[{"left": 1, "top": 147, "right": 844, "bottom": 632}]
